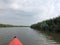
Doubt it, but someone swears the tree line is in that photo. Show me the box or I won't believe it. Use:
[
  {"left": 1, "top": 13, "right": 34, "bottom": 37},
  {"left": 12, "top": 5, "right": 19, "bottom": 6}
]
[
  {"left": 31, "top": 16, "right": 60, "bottom": 33},
  {"left": 0, "top": 24, "right": 29, "bottom": 27},
  {"left": 0, "top": 24, "right": 16, "bottom": 27}
]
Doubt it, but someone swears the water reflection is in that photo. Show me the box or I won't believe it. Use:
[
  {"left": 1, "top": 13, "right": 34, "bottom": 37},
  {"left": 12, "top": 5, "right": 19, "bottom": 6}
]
[{"left": 36, "top": 30, "right": 60, "bottom": 44}]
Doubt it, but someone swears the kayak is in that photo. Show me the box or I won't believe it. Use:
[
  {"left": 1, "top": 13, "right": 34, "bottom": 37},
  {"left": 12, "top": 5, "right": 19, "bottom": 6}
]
[{"left": 9, "top": 36, "right": 23, "bottom": 45}]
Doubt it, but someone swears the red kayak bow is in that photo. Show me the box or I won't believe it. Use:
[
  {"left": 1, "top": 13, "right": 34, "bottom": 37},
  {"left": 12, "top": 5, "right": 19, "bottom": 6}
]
[{"left": 9, "top": 37, "right": 23, "bottom": 45}]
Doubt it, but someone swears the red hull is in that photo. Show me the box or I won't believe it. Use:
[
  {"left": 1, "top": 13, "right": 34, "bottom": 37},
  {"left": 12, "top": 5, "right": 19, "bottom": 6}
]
[{"left": 9, "top": 38, "right": 23, "bottom": 45}]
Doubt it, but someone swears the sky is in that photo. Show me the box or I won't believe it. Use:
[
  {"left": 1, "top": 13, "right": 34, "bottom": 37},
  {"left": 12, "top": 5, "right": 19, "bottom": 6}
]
[{"left": 0, "top": 0, "right": 60, "bottom": 26}]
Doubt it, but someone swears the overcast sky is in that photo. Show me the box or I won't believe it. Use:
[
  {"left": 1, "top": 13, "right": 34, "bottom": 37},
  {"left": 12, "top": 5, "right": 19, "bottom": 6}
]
[{"left": 0, "top": 0, "right": 60, "bottom": 26}]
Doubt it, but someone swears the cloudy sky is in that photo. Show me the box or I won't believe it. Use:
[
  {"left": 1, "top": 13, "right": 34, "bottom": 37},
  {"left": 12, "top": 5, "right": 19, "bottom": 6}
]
[{"left": 0, "top": 0, "right": 60, "bottom": 26}]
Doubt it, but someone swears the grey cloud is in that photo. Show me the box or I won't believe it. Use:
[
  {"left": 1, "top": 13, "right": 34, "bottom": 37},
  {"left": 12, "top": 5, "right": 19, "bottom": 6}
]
[
  {"left": 0, "top": 8, "right": 38, "bottom": 25},
  {"left": 0, "top": 0, "right": 60, "bottom": 25}
]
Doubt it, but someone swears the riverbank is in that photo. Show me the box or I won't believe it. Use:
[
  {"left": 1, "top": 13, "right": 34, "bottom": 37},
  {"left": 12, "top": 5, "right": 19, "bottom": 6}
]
[
  {"left": 0, "top": 24, "right": 30, "bottom": 27},
  {"left": 30, "top": 16, "right": 60, "bottom": 33}
]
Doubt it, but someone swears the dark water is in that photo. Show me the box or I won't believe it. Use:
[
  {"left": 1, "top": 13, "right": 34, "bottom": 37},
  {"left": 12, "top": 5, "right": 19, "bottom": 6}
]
[{"left": 0, "top": 27, "right": 60, "bottom": 45}]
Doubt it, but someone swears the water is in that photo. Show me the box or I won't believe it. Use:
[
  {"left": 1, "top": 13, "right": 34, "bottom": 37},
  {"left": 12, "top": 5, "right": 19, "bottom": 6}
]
[{"left": 0, "top": 27, "right": 60, "bottom": 45}]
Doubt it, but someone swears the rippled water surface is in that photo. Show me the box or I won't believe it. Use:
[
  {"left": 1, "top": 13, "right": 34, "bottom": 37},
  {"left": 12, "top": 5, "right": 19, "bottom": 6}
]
[{"left": 0, "top": 27, "right": 60, "bottom": 45}]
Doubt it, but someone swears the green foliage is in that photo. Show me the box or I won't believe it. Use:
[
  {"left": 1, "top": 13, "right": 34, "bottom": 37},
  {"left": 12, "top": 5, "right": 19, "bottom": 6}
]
[
  {"left": 0, "top": 24, "right": 29, "bottom": 27},
  {"left": 31, "top": 16, "right": 60, "bottom": 33},
  {"left": 0, "top": 24, "right": 14, "bottom": 27}
]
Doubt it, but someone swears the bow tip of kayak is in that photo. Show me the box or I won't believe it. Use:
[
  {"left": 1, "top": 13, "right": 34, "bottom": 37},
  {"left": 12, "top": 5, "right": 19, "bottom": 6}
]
[{"left": 14, "top": 36, "right": 16, "bottom": 38}]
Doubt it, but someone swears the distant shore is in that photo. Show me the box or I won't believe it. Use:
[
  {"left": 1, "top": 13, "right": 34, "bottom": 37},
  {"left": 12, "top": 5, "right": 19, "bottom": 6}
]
[{"left": 0, "top": 24, "right": 30, "bottom": 27}]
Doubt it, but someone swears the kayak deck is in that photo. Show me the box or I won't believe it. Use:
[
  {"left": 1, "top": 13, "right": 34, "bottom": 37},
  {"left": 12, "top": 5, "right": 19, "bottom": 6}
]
[{"left": 9, "top": 37, "right": 23, "bottom": 45}]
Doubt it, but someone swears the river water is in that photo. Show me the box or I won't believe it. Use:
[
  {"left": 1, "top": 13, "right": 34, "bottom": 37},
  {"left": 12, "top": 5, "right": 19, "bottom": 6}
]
[{"left": 0, "top": 27, "right": 60, "bottom": 45}]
